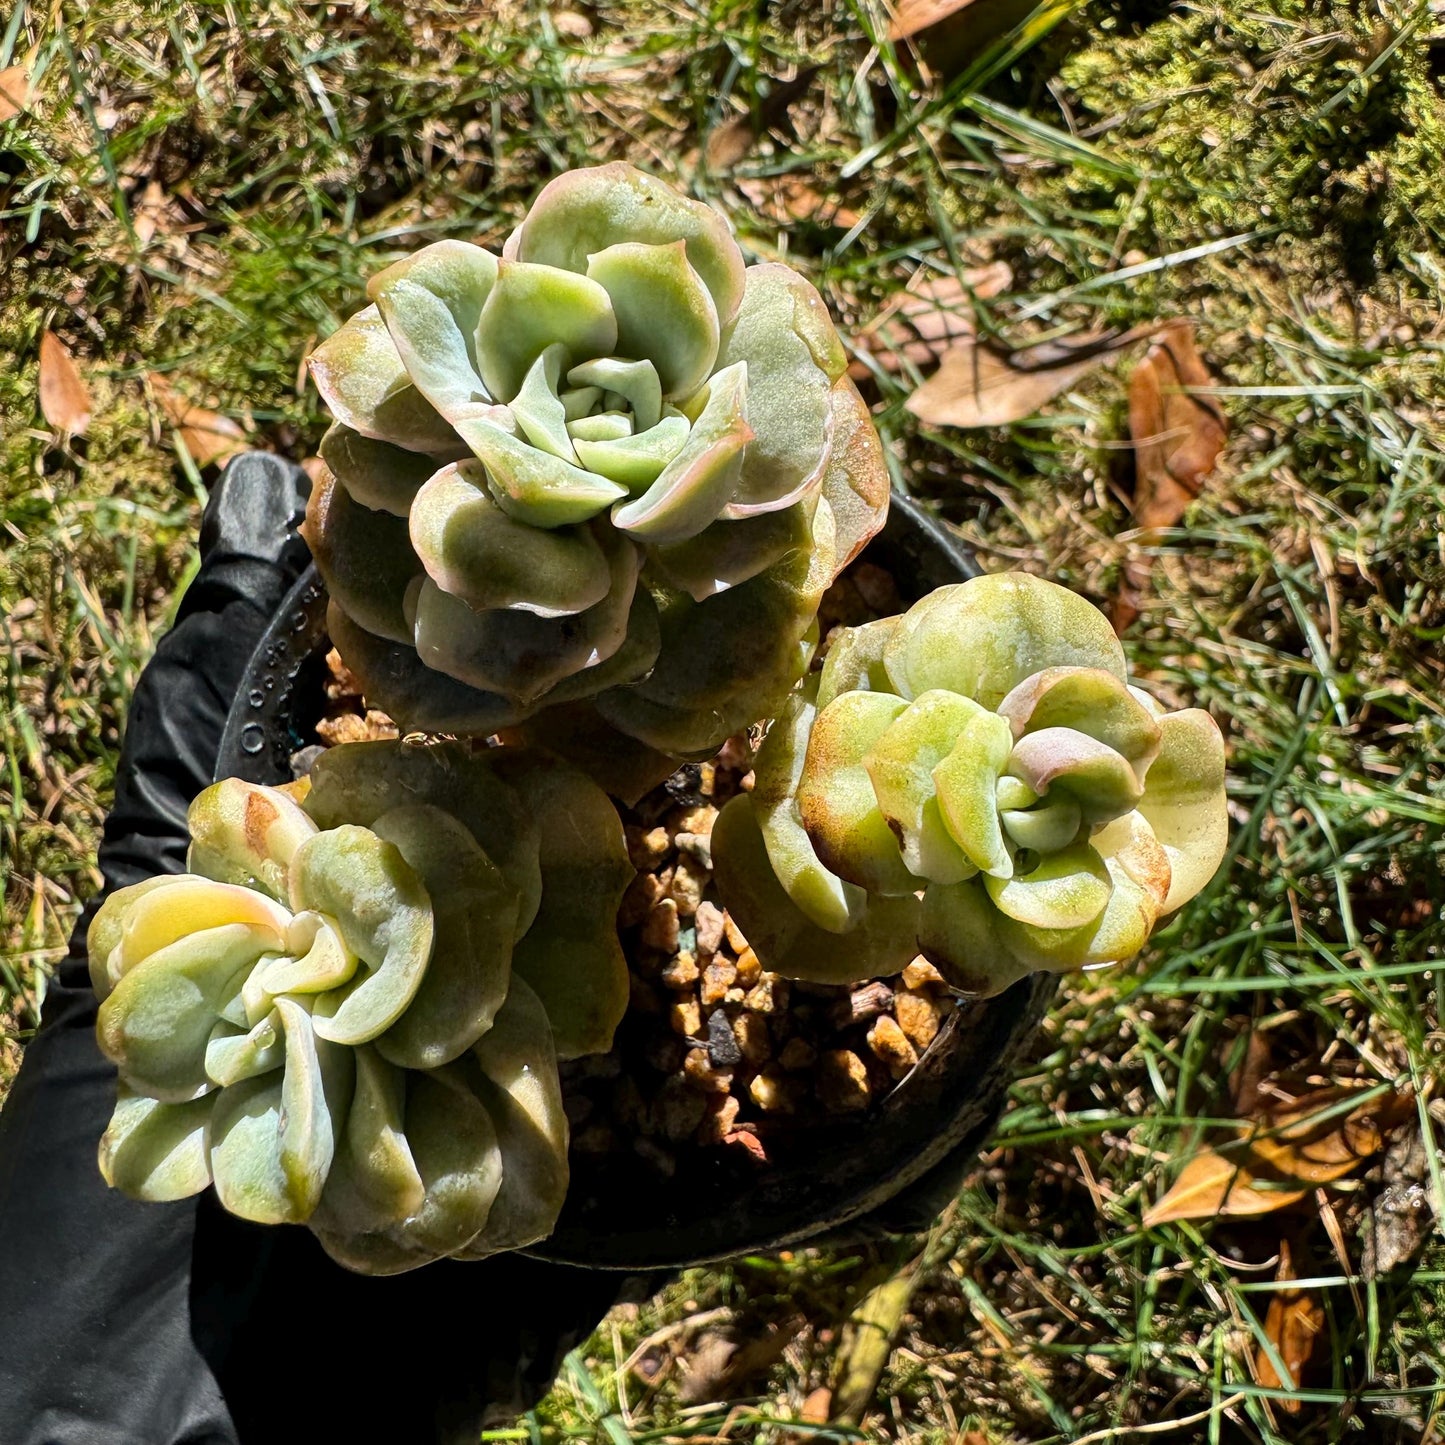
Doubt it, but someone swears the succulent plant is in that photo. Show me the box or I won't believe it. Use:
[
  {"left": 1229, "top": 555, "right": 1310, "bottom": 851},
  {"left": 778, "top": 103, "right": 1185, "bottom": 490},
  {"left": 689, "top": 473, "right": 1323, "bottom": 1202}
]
[
  {"left": 712, "top": 573, "right": 1228, "bottom": 996},
  {"left": 88, "top": 741, "right": 632, "bottom": 1273},
  {"left": 305, "top": 162, "right": 889, "bottom": 770}
]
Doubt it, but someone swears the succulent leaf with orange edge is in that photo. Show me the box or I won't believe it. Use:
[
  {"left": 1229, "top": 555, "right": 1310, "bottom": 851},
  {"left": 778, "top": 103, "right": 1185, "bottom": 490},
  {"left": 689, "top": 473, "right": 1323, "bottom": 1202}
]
[{"left": 713, "top": 573, "right": 1228, "bottom": 996}]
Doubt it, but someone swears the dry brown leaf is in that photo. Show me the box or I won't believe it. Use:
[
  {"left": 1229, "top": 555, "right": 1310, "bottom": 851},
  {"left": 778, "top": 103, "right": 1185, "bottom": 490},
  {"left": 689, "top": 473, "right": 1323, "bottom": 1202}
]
[
  {"left": 851, "top": 263, "right": 1012, "bottom": 379},
  {"left": 1114, "top": 321, "right": 1227, "bottom": 629},
  {"left": 38, "top": 332, "right": 92, "bottom": 436},
  {"left": 1144, "top": 1087, "right": 1411, "bottom": 1227},
  {"left": 734, "top": 175, "right": 861, "bottom": 231},
  {"left": 705, "top": 67, "right": 819, "bottom": 171},
  {"left": 0, "top": 64, "right": 31, "bottom": 123},
  {"left": 889, "top": 0, "right": 1041, "bottom": 70},
  {"left": 906, "top": 325, "right": 1151, "bottom": 429},
  {"left": 1254, "top": 1240, "right": 1324, "bottom": 1409},
  {"left": 148, "top": 372, "right": 249, "bottom": 468}
]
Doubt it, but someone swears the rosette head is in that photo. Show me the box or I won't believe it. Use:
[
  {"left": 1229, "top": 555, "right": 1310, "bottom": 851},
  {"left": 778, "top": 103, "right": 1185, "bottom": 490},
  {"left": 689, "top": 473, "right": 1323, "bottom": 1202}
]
[
  {"left": 713, "top": 573, "right": 1229, "bottom": 996},
  {"left": 305, "top": 163, "right": 890, "bottom": 763},
  {"left": 89, "top": 741, "right": 635, "bottom": 1273}
]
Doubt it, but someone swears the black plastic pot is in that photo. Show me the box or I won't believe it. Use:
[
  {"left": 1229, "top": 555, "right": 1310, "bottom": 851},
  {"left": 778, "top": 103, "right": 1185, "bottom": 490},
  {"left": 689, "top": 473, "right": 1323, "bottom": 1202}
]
[{"left": 215, "top": 493, "right": 1057, "bottom": 1270}]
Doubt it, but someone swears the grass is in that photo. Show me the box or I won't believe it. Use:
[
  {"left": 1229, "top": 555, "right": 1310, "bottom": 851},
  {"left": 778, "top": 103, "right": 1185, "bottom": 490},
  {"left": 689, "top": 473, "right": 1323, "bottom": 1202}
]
[{"left": 3, "top": 0, "right": 1445, "bottom": 1439}]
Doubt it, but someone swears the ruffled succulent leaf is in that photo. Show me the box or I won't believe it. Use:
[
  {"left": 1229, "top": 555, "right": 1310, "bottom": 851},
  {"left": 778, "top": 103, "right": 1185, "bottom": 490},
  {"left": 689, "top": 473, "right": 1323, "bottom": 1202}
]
[
  {"left": 477, "top": 260, "right": 618, "bottom": 403},
  {"left": 817, "top": 617, "right": 898, "bottom": 712},
  {"left": 370, "top": 804, "right": 518, "bottom": 1072},
  {"left": 568, "top": 412, "right": 632, "bottom": 442},
  {"left": 409, "top": 462, "right": 612, "bottom": 618},
  {"left": 208, "top": 1003, "right": 353, "bottom": 1226},
  {"left": 257, "top": 910, "right": 357, "bottom": 997},
  {"left": 916, "top": 880, "right": 1035, "bottom": 998},
  {"left": 288, "top": 825, "right": 434, "bottom": 1047},
  {"left": 490, "top": 752, "right": 633, "bottom": 1059},
  {"left": 98, "top": 1088, "right": 213, "bottom": 1202},
  {"left": 88, "top": 874, "right": 206, "bottom": 1000},
  {"left": 505, "top": 162, "right": 747, "bottom": 327},
  {"left": 97, "top": 922, "right": 284, "bottom": 1101},
  {"left": 815, "top": 377, "right": 891, "bottom": 570},
  {"left": 753, "top": 676, "right": 867, "bottom": 933},
  {"left": 454, "top": 413, "right": 627, "bottom": 529},
  {"left": 797, "top": 691, "right": 916, "bottom": 895},
  {"left": 646, "top": 497, "right": 814, "bottom": 603},
  {"left": 309, "top": 305, "right": 459, "bottom": 453},
  {"left": 378, "top": 1066, "right": 504, "bottom": 1259},
  {"left": 110, "top": 877, "right": 290, "bottom": 979},
  {"left": 998, "top": 796, "right": 1083, "bottom": 854},
  {"left": 453, "top": 976, "right": 568, "bottom": 1258},
  {"left": 997, "top": 667, "right": 1162, "bottom": 780},
  {"left": 586, "top": 240, "right": 720, "bottom": 399},
  {"left": 982, "top": 842, "right": 1113, "bottom": 929},
  {"left": 884, "top": 573, "right": 1127, "bottom": 708},
  {"left": 567, "top": 357, "right": 662, "bottom": 434},
  {"left": 596, "top": 494, "right": 834, "bottom": 755},
  {"left": 369, "top": 239, "right": 498, "bottom": 422},
  {"left": 572, "top": 415, "right": 690, "bottom": 490},
  {"left": 303, "top": 742, "right": 544, "bottom": 942},
  {"left": 324, "top": 601, "right": 526, "bottom": 737},
  {"left": 186, "top": 779, "right": 319, "bottom": 902},
  {"left": 712, "top": 795, "right": 921, "bottom": 983},
  {"left": 715, "top": 264, "right": 838, "bottom": 516},
  {"left": 611, "top": 361, "right": 751, "bottom": 544},
  {"left": 408, "top": 525, "right": 641, "bottom": 705},
  {"left": 864, "top": 690, "right": 986, "bottom": 884},
  {"left": 303, "top": 1047, "right": 427, "bottom": 1274},
  {"left": 204, "top": 1008, "right": 286, "bottom": 1088},
  {"left": 507, "top": 343, "right": 577, "bottom": 461},
  {"left": 320, "top": 424, "right": 460, "bottom": 518},
  {"left": 931, "top": 709, "right": 1016, "bottom": 878},
  {"left": 304, "top": 465, "right": 422, "bottom": 644},
  {"left": 1005, "top": 727, "right": 1144, "bottom": 826},
  {"left": 1135, "top": 708, "right": 1229, "bottom": 912},
  {"left": 343, "top": 1045, "right": 426, "bottom": 1222}
]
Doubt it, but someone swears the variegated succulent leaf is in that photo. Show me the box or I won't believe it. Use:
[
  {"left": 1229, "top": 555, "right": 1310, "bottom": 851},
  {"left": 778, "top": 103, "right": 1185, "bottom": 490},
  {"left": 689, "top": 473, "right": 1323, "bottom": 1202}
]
[
  {"left": 713, "top": 573, "right": 1229, "bottom": 994},
  {"left": 89, "top": 743, "right": 633, "bottom": 1270},
  {"left": 306, "top": 163, "right": 890, "bottom": 757}
]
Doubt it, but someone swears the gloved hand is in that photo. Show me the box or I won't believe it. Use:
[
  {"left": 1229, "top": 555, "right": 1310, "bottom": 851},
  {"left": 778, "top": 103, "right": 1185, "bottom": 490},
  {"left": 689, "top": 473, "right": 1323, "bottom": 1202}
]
[{"left": 0, "top": 455, "right": 629, "bottom": 1445}]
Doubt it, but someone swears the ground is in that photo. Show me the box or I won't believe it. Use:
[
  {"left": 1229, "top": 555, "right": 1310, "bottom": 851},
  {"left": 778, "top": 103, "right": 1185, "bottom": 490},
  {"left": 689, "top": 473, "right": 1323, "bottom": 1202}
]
[{"left": 2, "top": 1, "right": 1444, "bottom": 1441}]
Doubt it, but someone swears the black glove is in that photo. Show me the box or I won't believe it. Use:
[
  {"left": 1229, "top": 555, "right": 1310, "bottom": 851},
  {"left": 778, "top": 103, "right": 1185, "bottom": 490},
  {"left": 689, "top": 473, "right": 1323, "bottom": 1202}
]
[{"left": 0, "top": 455, "right": 629, "bottom": 1445}]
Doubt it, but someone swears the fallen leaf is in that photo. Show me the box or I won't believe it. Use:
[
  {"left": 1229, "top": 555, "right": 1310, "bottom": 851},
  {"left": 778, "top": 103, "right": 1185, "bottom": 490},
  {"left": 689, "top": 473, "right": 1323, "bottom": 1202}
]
[
  {"left": 735, "top": 174, "right": 861, "bottom": 231},
  {"left": 148, "top": 372, "right": 249, "bottom": 468},
  {"left": 38, "top": 332, "right": 92, "bottom": 436},
  {"left": 906, "top": 325, "right": 1151, "bottom": 429},
  {"left": 0, "top": 64, "right": 31, "bottom": 122},
  {"left": 1114, "top": 321, "right": 1227, "bottom": 629},
  {"left": 890, "top": 0, "right": 1045, "bottom": 73},
  {"left": 1255, "top": 1240, "right": 1324, "bottom": 1409},
  {"left": 705, "top": 67, "right": 819, "bottom": 172},
  {"left": 1144, "top": 1087, "right": 1412, "bottom": 1227},
  {"left": 779, "top": 1386, "right": 834, "bottom": 1445},
  {"left": 851, "top": 262, "right": 1012, "bottom": 379}
]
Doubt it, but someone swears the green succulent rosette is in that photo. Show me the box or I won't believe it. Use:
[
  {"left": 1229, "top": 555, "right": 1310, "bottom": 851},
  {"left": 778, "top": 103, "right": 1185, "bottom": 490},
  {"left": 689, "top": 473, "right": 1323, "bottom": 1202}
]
[
  {"left": 305, "top": 163, "right": 889, "bottom": 772},
  {"left": 88, "top": 741, "right": 632, "bottom": 1274},
  {"left": 712, "top": 573, "right": 1229, "bottom": 997}
]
